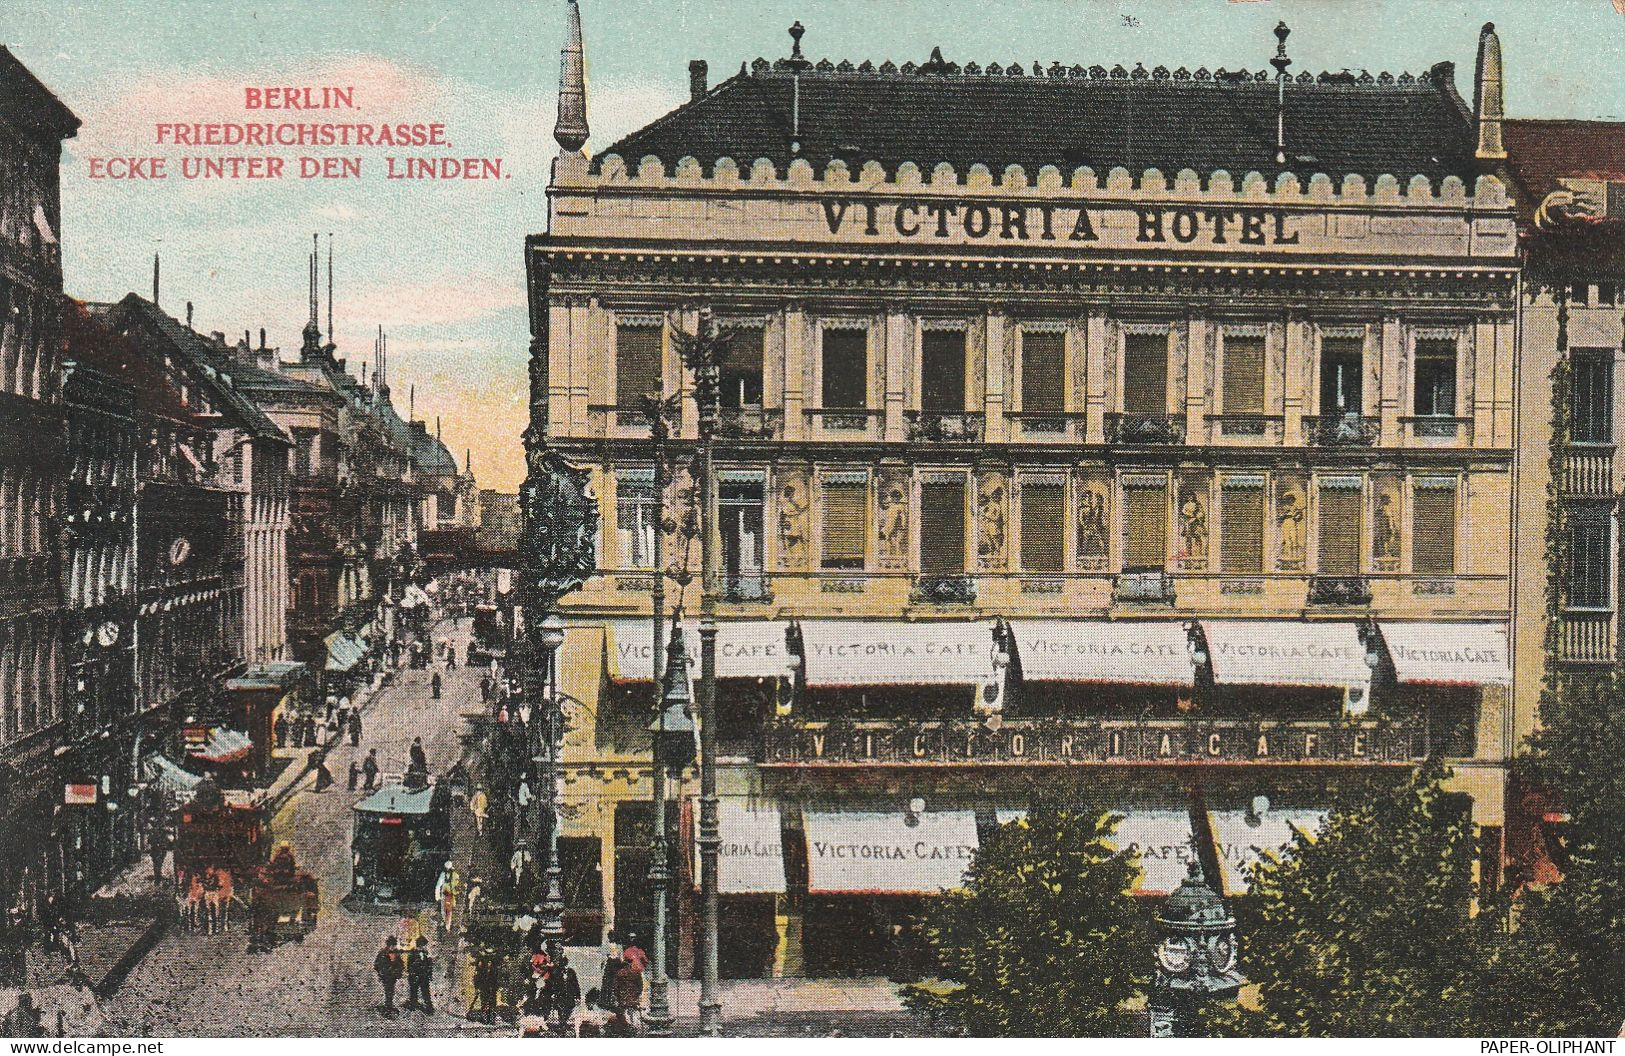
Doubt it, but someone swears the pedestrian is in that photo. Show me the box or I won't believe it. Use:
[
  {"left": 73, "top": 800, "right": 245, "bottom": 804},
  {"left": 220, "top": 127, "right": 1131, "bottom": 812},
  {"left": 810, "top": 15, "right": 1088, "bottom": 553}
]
[
  {"left": 405, "top": 936, "right": 434, "bottom": 1013},
  {"left": 479, "top": 675, "right": 491, "bottom": 703},
  {"left": 598, "top": 944, "right": 623, "bottom": 1018},
  {"left": 616, "top": 941, "right": 646, "bottom": 1032},
  {"left": 470, "top": 949, "right": 499, "bottom": 1024},
  {"left": 274, "top": 713, "right": 289, "bottom": 748},
  {"left": 2, "top": 992, "right": 46, "bottom": 1038},
  {"left": 313, "top": 756, "right": 334, "bottom": 792},
  {"left": 434, "top": 861, "right": 459, "bottom": 934},
  {"left": 410, "top": 737, "right": 428, "bottom": 773},
  {"left": 349, "top": 711, "right": 362, "bottom": 747},
  {"left": 431, "top": 672, "right": 442, "bottom": 699},
  {"left": 465, "top": 876, "right": 482, "bottom": 922},
  {"left": 348, "top": 760, "right": 360, "bottom": 791},
  {"left": 148, "top": 823, "right": 169, "bottom": 886},
  {"left": 545, "top": 953, "right": 582, "bottom": 1027},
  {"left": 362, "top": 748, "right": 380, "bottom": 790},
  {"left": 302, "top": 714, "right": 317, "bottom": 748},
  {"left": 374, "top": 935, "right": 404, "bottom": 1015},
  {"left": 470, "top": 786, "right": 488, "bottom": 836}
]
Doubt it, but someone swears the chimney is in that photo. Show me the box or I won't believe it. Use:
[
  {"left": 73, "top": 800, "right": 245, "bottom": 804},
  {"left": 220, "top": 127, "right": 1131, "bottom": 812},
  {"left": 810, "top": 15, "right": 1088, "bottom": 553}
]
[
  {"left": 689, "top": 59, "right": 708, "bottom": 101},
  {"left": 552, "top": 0, "right": 590, "bottom": 151},
  {"left": 436, "top": 415, "right": 442, "bottom": 440},
  {"left": 1474, "top": 22, "right": 1507, "bottom": 160}
]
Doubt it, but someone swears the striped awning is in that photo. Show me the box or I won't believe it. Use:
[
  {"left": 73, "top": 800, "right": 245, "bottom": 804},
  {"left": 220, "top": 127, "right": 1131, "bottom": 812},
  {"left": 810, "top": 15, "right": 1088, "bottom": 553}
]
[{"left": 188, "top": 728, "right": 252, "bottom": 765}]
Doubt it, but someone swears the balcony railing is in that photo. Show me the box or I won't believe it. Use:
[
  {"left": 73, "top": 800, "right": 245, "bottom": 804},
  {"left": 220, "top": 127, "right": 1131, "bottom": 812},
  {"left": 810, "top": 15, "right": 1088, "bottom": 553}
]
[
  {"left": 905, "top": 411, "right": 985, "bottom": 442},
  {"left": 910, "top": 574, "right": 977, "bottom": 604},
  {"left": 716, "top": 405, "right": 783, "bottom": 440},
  {"left": 761, "top": 717, "right": 1426, "bottom": 766},
  {"left": 1562, "top": 446, "right": 1615, "bottom": 496},
  {"left": 805, "top": 408, "right": 880, "bottom": 432},
  {"left": 720, "top": 574, "right": 773, "bottom": 603},
  {"left": 1558, "top": 610, "right": 1616, "bottom": 665},
  {"left": 1105, "top": 412, "right": 1185, "bottom": 445},
  {"left": 1113, "top": 570, "right": 1175, "bottom": 604},
  {"left": 1303, "top": 414, "right": 1379, "bottom": 447},
  {"left": 1308, "top": 575, "right": 1373, "bottom": 606},
  {"left": 1403, "top": 415, "right": 1472, "bottom": 442}
]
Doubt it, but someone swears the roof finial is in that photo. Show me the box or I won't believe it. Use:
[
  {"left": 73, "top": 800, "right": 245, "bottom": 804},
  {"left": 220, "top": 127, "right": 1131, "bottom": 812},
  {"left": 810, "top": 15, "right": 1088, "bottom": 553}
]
[
  {"left": 1272, "top": 21, "right": 1291, "bottom": 165},
  {"left": 300, "top": 234, "right": 321, "bottom": 360},
  {"left": 1474, "top": 22, "right": 1506, "bottom": 160},
  {"left": 552, "top": 0, "right": 590, "bottom": 152},
  {"left": 789, "top": 21, "right": 805, "bottom": 62}
]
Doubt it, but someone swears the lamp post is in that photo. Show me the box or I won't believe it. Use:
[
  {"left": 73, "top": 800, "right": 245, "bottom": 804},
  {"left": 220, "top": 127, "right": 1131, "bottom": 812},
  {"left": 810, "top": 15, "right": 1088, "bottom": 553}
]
[
  {"left": 647, "top": 624, "right": 698, "bottom": 1034},
  {"left": 674, "top": 306, "right": 729, "bottom": 1035},
  {"left": 1149, "top": 854, "right": 1244, "bottom": 1037}
]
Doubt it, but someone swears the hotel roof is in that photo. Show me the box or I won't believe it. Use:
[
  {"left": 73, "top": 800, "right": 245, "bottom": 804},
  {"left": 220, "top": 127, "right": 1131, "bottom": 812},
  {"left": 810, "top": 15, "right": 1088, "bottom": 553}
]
[{"left": 600, "top": 46, "right": 1481, "bottom": 184}]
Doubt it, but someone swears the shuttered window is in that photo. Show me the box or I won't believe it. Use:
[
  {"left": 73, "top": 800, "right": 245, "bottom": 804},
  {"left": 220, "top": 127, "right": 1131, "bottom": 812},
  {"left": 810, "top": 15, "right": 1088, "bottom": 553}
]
[
  {"left": 1414, "top": 340, "right": 1457, "bottom": 416},
  {"left": 1222, "top": 336, "right": 1265, "bottom": 414},
  {"left": 1320, "top": 338, "right": 1364, "bottom": 416},
  {"left": 1220, "top": 484, "right": 1265, "bottom": 574},
  {"left": 920, "top": 480, "right": 967, "bottom": 575},
  {"left": 1019, "top": 481, "right": 1066, "bottom": 573},
  {"left": 921, "top": 330, "right": 967, "bottom": 412},
  {"left": 1412, "top": 482, "right": 1457, "bottom": 575},
  {"left": 1122, "top": 482, "right": 1168, "bottom": 570},
  {"left": 616, "top": 324, "right": 663, "bottom": 405},
  {"left": 1122, "top": 334, "right": 1168, "bottom": 414},
  {"left": 1316, "top": 483, "right": 1363, "bottom": 575},
  {"left": 1568, "top": 519, "right": 1611, "bottom": 609},
  {"left": 820, "top": 478, "right": 868, "bottom": 570},
  {"left": 720, "top": 325, "right": 765, "bottom": 410},
  {"left": 821, "top": 328, "right": 868, "bottom": 409},
  {"left": 1571, "top": 351, "right": 1613, "bottom": 444},
  {"left": 1021, "top": 331, "right": 1065, "bottom": 414}
]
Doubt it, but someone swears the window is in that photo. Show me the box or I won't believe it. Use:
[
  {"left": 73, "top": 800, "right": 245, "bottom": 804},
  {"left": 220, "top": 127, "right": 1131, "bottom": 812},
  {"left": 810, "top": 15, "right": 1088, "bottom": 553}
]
[
  {"left": 720, "top": 476, "right": 765, "bottom": 579},
  {"left": 1221, "top": 335, "right": 1265, "bottom": 414},
  {"left": 821, "top": 328, "right": 867, "bottom": 409},
  {"left": 1414, "top": 340, "right": 1456, "bottom": 417},
  {"left": 1019, "top": 480, "right": 1065, "bottom": 573},
  {"left": 1320, "top": 338, "right": 1363, "bottom": 416},
  {"left": 1316, "top": 480, "right": 1363, "bottom": 575},
  {"left": 820, "top": 475, "right": 867, "bottom": 570},
  {"left": 1220, "top": 482, "right": 1265, "bottom": 574},
  {"left": 1412, "top": 481, "right": 1457, "bottom": 575},
  {"left": 920, "top": 479, "right": 967, "bottom": 575},
  {"left": 921, "top": 329, "right": 967, "bottom": 412},
  {"left": 1571, "top": 351, "right": 1614, "bottom": 444},
  {"left": 1020, "top": 330, "right": 1065, "bottom": 415},
  {"left": 720, "top": 325, "right": 764, "bottom": 410},
  {"left": 615, "top": 323, "right": 663, "bottom": 405},
  {"left": 1599, "top": 284, "right": 1618, "bottom": 308},
  {"left": 615, "top": 468, "right": 658, "bottom": 569},
  {"left": 1569, "top": 284, "right": 1591, "bottom": 307},
  {"left": 1122, "top": 333, "right": 1168, "bottom": 414},
  {"left": 1568, "top": 518, "right": 1610, "bottom": 609},
  {"left": 1122, "top": 480, "right": 1168, "bottom": 570}
]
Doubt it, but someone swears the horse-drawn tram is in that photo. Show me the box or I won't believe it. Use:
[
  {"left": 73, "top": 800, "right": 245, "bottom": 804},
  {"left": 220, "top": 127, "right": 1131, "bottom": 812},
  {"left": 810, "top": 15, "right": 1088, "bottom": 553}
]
[{"left": 350, "top": 776, "right": 453, "bottom": 903}]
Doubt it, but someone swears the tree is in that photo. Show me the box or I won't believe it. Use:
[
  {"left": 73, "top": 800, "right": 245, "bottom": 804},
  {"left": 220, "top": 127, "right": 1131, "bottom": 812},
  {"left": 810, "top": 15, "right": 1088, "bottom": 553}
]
[
  {"left": 901, "top": 809, "right": 1152, "bottom": 1037},
  {"left": 1201, "top": 766, "right": 1491, "bottom": 1037}
]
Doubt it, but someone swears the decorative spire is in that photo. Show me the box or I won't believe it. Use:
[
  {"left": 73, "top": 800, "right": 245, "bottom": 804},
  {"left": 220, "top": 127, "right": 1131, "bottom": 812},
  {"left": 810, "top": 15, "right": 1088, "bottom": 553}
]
[
  {"left": 326, "top": 232, "right": 334, "bottom": 347},
  {"left": 786, "top": 21, "right": 811, "bottom": 70},
  {"left": 552, "top": 0, "right": 590, "bottom": 152},
  {"left": 1272, "top": 22, "right": 1291, "bottom": 165},
  {"left": 1474, "top": 22, "right": 1506, "bottom": 160},
  {"left": 300, "top": 233, "right": 321, "bottom": 360}
]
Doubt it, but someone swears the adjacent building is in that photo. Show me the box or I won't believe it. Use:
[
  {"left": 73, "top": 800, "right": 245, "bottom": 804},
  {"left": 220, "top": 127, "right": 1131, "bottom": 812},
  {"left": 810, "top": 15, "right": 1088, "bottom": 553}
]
[
  {"left": 0, "top": 45, "right": 78, "bottom": 914},
  {"left": 529, "top": 14, "right": 1524, "bottom": 975}
]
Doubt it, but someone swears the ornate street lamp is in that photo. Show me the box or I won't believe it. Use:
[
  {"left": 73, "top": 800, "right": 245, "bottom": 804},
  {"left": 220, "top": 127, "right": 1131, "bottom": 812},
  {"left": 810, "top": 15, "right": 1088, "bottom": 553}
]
[
  {"left": 647, "top": 623, "right": 697, "bottom": 1034},
  {"left": 1149, "top": 855, "right": 1245, "bottom": 1037},
  {"left": 673, "top": 306, "right": 730, "bottom": 1036}
]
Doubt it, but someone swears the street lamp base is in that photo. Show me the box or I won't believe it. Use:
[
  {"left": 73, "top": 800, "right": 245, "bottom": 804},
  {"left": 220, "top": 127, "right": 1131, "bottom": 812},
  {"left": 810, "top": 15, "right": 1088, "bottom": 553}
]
[{"left": 698, "top": 1000, "right": 722, "bottom": 1037}]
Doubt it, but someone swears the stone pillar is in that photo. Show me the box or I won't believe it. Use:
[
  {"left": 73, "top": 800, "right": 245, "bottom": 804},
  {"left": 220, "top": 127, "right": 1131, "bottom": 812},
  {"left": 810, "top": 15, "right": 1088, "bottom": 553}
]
[
  {"left": 1379, "top": 316, "right": 1403, "bottom": 446},
  {"left": 782, "top": 304, "right": 807, "bottom": 442},
  {"left": 1085, "top": 312, "right": 1109, "bottom": 444},
  {"left": 1184, "top": 316, "right": 1207, "bottom": 443},
  {"left": 1282, "top": 316, "right": 1306, "bottom": 445},
  {"left": 883, "top": 305, "right": 909, "bottom": 443},
  {"left": 984, "top": 309, "right": 1009, "bottom": 444}
]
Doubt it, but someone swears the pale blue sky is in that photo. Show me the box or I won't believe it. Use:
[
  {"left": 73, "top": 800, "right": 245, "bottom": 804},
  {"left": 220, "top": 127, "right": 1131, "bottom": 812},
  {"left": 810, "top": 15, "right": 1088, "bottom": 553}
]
[{"left": 8, "top": 0, "right": 1625, "bottom": 490}]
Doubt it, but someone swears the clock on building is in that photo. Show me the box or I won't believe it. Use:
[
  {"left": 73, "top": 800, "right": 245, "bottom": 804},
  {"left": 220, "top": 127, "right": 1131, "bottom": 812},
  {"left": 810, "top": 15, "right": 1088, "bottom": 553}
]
[
  {"left": 96, "top": 621, "right": 120, "bottom": 648},
  {"left": 168, "top": 537, "right": 192, "bottom": 566}
]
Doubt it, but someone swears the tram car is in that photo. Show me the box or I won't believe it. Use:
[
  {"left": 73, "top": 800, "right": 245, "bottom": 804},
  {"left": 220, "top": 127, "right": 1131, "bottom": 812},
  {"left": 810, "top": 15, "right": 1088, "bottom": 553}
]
[
  {"left": 350, "top": 776, "right": 453, "bottom": 903},
  {"left": 468, "top": 603, "right": 509, "bottom": 665}
]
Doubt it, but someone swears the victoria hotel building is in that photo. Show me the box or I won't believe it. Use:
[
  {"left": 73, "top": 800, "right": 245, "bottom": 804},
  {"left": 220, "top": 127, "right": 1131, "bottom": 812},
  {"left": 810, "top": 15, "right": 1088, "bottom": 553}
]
[{"left": 528, "top": 15, "right": 1528, "bottom": 977}]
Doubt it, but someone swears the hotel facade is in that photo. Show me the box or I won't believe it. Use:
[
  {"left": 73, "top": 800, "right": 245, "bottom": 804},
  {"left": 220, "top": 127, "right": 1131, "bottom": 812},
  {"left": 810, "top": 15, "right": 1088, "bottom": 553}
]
[{"left": 528, "top": 13, "right": 1524, "bottom": 977}]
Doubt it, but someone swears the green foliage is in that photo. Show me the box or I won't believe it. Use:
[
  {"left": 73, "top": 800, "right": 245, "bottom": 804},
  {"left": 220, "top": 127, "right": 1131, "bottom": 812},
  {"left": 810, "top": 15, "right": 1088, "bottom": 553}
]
[
  {"left": 901, "top": 809, "right": 1152, "bottom": 1037},
  {"left": 1200, "top": 767, "right": 1490, "bottom": 1037}
]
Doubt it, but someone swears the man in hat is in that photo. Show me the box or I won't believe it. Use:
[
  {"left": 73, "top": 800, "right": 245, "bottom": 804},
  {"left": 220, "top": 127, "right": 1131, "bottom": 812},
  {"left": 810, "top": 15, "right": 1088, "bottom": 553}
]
[
  {"left": 374, "top": 935, "right": 404, "bottom": 1015},
  {"left": 405, "top": 936, "right": 435, "bottom": 1013},
  {"left": 362, "top": 748, "right": 380, "bottom": 790}
]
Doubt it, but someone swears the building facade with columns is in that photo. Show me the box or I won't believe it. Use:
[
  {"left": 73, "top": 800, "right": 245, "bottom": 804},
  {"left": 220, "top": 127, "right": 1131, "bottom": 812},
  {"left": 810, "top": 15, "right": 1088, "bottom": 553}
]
[{"left": 528, "top": 14, "right": 1524, "bottom": 976}]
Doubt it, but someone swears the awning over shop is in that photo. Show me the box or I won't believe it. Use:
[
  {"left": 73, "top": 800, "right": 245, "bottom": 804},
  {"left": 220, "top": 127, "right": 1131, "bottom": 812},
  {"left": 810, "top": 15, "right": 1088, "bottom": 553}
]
[
  {"left": 324, "top": 630, "right": 366, "bottom": 673},
  {"left": 696, "top": 802, "right": 787, "bottom": 894},
  {"left": 798, "top": 621, "right": 995, "bottom": 688},
  {"left": 1200, "top": 621, "right": 1370, "bottom": 688},
  {"left": 1379, "top": 622, "right": 1511, "bottom": 686},
  {"left": 804, "top": 810, "right": 979, "bottom": 895},
  {"left": 604, "top": 620, "right": 789, "bottom": 682},
  {"left": 1207, "top": 808, "right": 1327, "bottom": 896},
  {"left": 187, "top": 728, "right": 252, "bottom": 765},
  {"left": 142, "top": 754, "right": 202, "bottom": 797},
  {"left": 1009, "top": 620, "right": 1194, "bottom": 686},
  {"left": 1107, "top": 809, "right": 1201, "bottom": 895}
]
